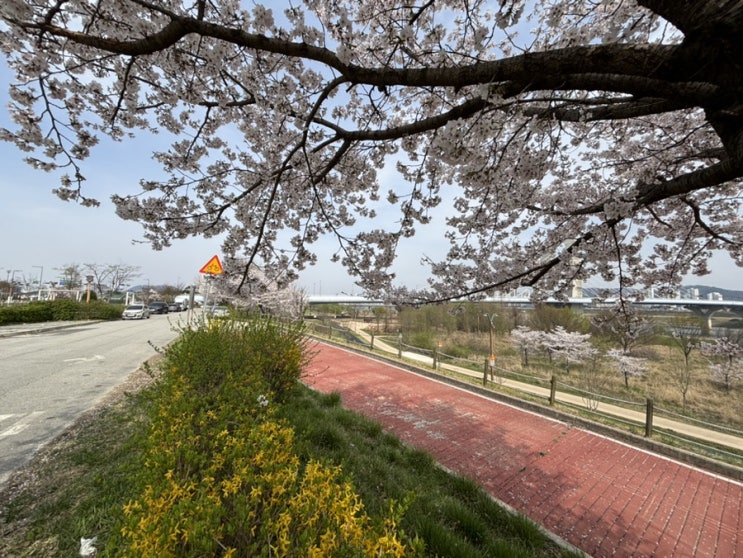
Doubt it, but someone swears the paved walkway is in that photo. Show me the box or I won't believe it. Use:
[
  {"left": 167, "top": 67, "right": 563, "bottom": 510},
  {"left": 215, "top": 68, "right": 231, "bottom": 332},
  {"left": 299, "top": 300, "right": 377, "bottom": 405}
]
[{"left": 305, "top": 341, "right": 743, "bottom": 558}]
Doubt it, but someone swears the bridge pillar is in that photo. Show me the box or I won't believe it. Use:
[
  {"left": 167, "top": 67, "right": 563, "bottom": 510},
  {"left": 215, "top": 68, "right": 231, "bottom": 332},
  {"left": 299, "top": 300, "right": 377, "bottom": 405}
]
[
  {"left": 686, "top": 307, "right": 714, "bottom": 335},
  {"left": 571, "top": 278, "right": 583, "bottom": 299}
]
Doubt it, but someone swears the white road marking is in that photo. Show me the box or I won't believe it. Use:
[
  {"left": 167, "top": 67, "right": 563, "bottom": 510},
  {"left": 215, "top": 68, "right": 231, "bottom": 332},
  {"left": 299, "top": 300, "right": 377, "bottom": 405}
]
[
  {"left": 63, "top": 355, "right": 105, "bottom": 363},
  {"left": 0, "top": 411, "right": 45, "bottom": 438}
]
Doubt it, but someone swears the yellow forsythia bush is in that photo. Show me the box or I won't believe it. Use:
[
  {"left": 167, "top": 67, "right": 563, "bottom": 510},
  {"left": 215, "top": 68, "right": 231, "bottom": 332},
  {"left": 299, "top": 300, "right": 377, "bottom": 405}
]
[
  {"left": 120, "top": 420, "right": 409, "bottom": 557},
  {"left": 113, "top": 318, "right": 413, "bottom": 557}
]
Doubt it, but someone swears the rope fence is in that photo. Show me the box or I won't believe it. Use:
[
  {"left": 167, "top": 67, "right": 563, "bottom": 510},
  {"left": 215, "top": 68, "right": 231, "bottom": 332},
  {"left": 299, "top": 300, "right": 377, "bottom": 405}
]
[{"left": 305, "top": 320, "right": 743, "bottom": 467}]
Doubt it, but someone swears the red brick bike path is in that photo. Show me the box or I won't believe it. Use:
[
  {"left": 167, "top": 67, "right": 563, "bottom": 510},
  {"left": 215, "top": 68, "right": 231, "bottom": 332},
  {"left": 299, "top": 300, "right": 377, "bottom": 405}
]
[{"left": 304, "top": 342, "right": 742, "bottom": 558}]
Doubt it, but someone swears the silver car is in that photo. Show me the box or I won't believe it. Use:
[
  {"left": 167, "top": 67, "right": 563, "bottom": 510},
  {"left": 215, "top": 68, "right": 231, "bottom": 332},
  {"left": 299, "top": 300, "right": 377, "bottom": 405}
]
[{"left": 122, "top": 304, "right": 151, "bottom": 320}]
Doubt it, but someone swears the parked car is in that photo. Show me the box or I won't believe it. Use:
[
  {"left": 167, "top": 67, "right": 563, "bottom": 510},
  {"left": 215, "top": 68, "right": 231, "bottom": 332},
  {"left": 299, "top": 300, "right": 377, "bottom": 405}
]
[
  {"left": 148, "top": 301, "right": 169, "bottom": 314},
  {"left": 122, "top": 304, "right": 150, "bottom": 320},
  {"left": 167, "top": 302, "right": 183, "bottom": 312}
]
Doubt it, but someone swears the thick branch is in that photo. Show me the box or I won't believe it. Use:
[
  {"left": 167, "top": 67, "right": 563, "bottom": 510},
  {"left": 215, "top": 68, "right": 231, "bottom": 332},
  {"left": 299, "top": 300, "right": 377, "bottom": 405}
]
[
  {"left": 638, "top": 0, "right": 743, "bottom": 36},
  {"left": 14, "top": 12, "right": 721, "bottom": 108}
]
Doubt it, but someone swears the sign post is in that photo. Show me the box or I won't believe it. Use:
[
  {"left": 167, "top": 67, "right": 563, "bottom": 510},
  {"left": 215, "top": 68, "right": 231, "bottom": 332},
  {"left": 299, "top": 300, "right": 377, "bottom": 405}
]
[{"left": 199, "top": 256, "right": 223, "bottom": 316}]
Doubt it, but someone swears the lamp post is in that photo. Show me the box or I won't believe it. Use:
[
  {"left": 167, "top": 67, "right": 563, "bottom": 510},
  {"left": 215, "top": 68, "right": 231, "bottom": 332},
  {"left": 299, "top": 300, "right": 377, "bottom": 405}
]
[
  {"left": 86, "top": 275, "right": 94, "bottom": 303},
  {"left": 32, "top": 265, "right": 43, "bottom": 301},
  {"left": 483, "top": 313, "right": 497, "bottom": 382},
  {"left": 6, "top": 269, "right": 21, "bottom": 304}
]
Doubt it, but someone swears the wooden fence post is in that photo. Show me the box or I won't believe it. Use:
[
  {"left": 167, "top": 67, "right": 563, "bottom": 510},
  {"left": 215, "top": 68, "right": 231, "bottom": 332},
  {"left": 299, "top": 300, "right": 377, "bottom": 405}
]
[
  {"left": 645, "top": 398, "right": 654, "bottom": 437},
  {"left": 549, "top": 375, "right": 557, "bottom": 406}
]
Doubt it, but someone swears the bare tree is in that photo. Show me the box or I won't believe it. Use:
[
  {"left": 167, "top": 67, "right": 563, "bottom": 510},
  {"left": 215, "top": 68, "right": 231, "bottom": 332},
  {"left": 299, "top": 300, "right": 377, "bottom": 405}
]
[
  {"left": 3, "top": 2, "right": 743, "bottom": 301},
  {"left": 107, "top": 264, "right": 142, "bottom": 294},
  {"left": 83, "top": 263, "right": 141, "bottom": 297},
  {"left": 668, "top": 315, "right": 702, "bottom": 410},
  {"left": 55, "top": 264, "right": 82, "bottom": 290},
  {"left": 591, "top": 301, "right": 654, "bottom": 355}
]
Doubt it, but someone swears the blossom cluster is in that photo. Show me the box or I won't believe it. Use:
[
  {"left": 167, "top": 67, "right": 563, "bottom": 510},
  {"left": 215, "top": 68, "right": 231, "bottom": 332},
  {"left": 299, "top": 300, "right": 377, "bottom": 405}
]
[{"left": 1, "top": 1, "right": 740, "bottom": 301}]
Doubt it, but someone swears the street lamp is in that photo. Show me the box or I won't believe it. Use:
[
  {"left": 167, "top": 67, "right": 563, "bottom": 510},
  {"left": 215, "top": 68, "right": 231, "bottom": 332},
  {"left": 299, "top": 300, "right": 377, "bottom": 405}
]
[
  {"left": 86, "top": 275, "right": 94, "bottom": 303},
  {"left": 32, "top": 265, "right": 43, "bottom": 301},
  {"left": 483, "top": 313, "right": 497, "bottom": 382},
  {"left": 6, "top": 269, "right": 21, "bottom": 304}
]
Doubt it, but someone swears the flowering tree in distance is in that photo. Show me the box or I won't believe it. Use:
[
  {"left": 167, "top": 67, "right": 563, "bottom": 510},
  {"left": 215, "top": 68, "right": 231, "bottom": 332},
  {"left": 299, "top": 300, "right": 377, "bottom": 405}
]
[
  {"left": 211, "top": 257, "right": 307, "bottom": 318},
  {"left": 509, "top": 325, "right": 543, "bottom": 367},
  {"left": 2, "top": 1, "right": 743, "bottom": 301},
  {"left": 699, "top": 337, "right": 743, "bottom": 391},
  {"left": 606, "top": 348, "right": 648, "bottom": 388},
  {"left": 542, "top": 326, "right": 598, "bottom": 374}
]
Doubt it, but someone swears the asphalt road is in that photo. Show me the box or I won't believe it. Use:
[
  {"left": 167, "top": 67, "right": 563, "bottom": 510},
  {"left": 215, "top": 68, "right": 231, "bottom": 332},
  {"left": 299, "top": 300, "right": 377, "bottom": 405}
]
[{"left": 0, "top": 316, "right": 182, "bottom": 486}]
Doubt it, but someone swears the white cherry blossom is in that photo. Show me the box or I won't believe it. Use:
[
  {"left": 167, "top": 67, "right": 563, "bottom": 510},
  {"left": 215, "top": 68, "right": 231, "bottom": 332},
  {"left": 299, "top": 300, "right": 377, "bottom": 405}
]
[{"left": 1, "top": 1, "right": 741, "bottom": 301}]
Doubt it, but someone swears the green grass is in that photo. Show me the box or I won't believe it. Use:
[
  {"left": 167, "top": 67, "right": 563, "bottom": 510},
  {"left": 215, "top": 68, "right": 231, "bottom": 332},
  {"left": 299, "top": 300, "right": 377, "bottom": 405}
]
[
  {"left": 0, "top": 374, "right": 581, "bottom": 557},
  {"left": 279, "top": 386, "right": 580, "bottom": 557}
]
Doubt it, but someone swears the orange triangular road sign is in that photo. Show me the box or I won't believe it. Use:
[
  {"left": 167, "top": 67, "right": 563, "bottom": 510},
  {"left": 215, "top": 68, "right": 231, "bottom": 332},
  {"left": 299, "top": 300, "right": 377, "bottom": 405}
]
[{"left": 199, "top": 255, "right": 223, "bottom": 275}]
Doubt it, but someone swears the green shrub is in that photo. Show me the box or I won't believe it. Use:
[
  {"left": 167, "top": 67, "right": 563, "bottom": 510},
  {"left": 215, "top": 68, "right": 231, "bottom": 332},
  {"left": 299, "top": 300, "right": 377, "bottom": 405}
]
[
  {"left": 110, "top": 318, "right": 414, "bottom": 557},
  {"left": 0, "top": 303, "right": 53, "bottom": 324},
  {"left": 49, "top": 299, "right": 82, "bottom": 320},
  {"left": 441, "top": 343, "right": 472, "bottom": 360},
  {"left": 0, "top": 299, "right": 122, "bottom": 324},
  {"left": 408, "top": 331, "right": 435, "bottom": 351}
]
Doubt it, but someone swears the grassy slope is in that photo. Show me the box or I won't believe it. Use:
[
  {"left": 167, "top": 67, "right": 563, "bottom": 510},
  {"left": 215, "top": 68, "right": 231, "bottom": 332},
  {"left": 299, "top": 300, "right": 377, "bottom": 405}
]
[{"left": 0, "top": 365, "right": 581, "bottom": 557}]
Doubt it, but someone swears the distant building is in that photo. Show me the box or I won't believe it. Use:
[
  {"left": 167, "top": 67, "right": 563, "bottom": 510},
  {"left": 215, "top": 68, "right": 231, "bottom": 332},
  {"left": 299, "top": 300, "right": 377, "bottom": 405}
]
[{"left": 174, "top": 293, "right": 204, "bottom": 307}]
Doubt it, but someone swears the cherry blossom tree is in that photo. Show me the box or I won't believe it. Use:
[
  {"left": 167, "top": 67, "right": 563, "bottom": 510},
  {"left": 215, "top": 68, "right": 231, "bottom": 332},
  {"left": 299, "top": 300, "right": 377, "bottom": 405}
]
[
  {"left": 542, "top": 325, "right": 597, "bottom": 374},
  {"left": 2, "top": 1, "right": 743, "bottom": 301},
  {"left": 509, "top": 325, "right": 543, "bottom": 367},
  {"left": 210, "top": 257, "right": 307, "bottom": 318},
  {"left": 699, "top": 337, "right": 743, "bottom": 391},
  {"left": 606, "top": 348, "right": 648, "bottom": 388}
]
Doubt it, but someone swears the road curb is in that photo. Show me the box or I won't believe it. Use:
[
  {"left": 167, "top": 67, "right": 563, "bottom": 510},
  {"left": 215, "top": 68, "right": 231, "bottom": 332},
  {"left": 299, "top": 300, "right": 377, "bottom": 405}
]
[{"left": 0, "top": 321, "right": 105, "bottom": 338}]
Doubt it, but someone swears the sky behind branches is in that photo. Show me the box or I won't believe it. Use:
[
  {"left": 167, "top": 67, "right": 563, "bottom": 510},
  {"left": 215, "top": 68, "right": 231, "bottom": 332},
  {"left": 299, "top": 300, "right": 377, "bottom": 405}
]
[
  {"left": 0, "top": 46, "right": 741, "bottom": 297},
  {"left": 0, "top": 54, "right": 440, "bottom": 295}
]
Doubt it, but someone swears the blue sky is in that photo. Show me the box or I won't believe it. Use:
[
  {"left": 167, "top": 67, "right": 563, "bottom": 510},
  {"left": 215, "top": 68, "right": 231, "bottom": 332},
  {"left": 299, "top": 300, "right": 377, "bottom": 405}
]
[
  {"left": 1, "top": 52, "right": 741, "bottom": 296},
  {"left": 0, "top": 53, "right": 437, "bottom": 295}
]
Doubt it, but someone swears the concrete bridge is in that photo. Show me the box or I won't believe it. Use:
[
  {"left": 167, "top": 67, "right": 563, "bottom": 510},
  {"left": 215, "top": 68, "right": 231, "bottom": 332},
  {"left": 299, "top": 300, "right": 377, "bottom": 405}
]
[{"left": 306, "top": 294, "right": 743, "bottom": 331}]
